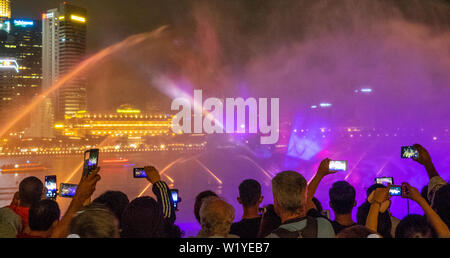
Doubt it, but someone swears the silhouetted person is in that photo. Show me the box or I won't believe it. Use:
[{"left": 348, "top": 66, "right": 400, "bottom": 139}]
[
  {"left": 8, "top": 177, "right": 44, "bottom": 230},
  {"left": 357, "top": 184, "right": 392, "bottom": 238},
  {"left": 69, "top": 203, "right": 119, "bottom": 238},
  {"left": 337, "top": 225, "right": 381, "bottom": 238},
  {"left": 266, "top": 171, "right": 335, "bottom": 238},
  {"left": 395, "top": 214, "right": 437, "bottom": 238},
  {"left": 17, "top": 199, "right": 60, "bottom": 238},
  {"left": 194, "top": 190, "right": 218, "bottom": 224},
  {"left": 121, "top": 196, "right": 181, "bottom": 238},
  {"left": 230, "top": 179, "right": 263, "bottom": 238},
  {"left": 196, "top": 197, "right": 237, "bottom": 238},
  {"left": 93, "top": 190, "right": 129, "bottom": 229},
  {"left": 329, "top": 181, "right": 357, "bottom": 234}
]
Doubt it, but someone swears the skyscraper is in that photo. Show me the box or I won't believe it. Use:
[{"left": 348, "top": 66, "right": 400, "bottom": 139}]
[
  {"left": 43, "top": 2, "right": 87, "bottom": 123},
  {"left": 0, "top": 58, "right": 18, "bottom": 127},
  {"left": 0, "top": 18, "right": 42, "bottom": 132},
  {"left": 0, "top": 0, "right": 11, "bottom": 21}
]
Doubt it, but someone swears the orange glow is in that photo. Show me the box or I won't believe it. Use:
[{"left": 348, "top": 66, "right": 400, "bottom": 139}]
[
  {"left": 0, "top": 165, "right": 47, "bottom": 173},
  {"left": 194, "top": 159, "right": 223, "bottom": 184},
  {"left": 102, "top": 159, "right": 129, "bottom": 163},
  {"left": 164, "top": 175, "right": 174, "bottom": 183},
  {"left": 0, "top": 26, "right": 169, "bottom": 138},
  {"left": 138, "top": 157, "right": 185, "bottom": 197},
  {"left": 63, "top": 136, "right": 112, "bottom": 183}
]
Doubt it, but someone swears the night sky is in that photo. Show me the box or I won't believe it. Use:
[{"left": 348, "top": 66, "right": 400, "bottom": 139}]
[
  {"left": 11, "top": 0, "right": 450, "bottom": 55},
  {"left": 12, "top": 0, "right": 194, "bottom": 54},
  {"left": 10, "top": 0, "right": 450, "bottom": 114}
]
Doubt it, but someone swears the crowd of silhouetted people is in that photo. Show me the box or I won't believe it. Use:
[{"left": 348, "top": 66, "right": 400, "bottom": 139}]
[{"left": 0, "top": 144, "right": 449, "bottom": 238}]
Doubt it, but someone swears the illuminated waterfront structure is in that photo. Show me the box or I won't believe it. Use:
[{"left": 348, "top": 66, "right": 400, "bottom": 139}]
[
  {"left": 54, "top": 106, "right": 175, "bottom": 138},
  {"left": 42, "top": 3, "right": 87, "bottom": 122},
  {"left": 0, "top": 0, "right": 10, "bottom": 21}
]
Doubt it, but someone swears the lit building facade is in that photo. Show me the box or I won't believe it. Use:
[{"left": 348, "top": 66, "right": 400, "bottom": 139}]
[
  {"left": 0, "top": 0, "right": 10, "bottom": 21},
  {"left": 0, "top": 59, "right": 18, "bottom": 126},
  {"left": 54, "top": 106, "right": 175, "bottom": 138},
  {"left": 0, "top": 18, "right": 42, "bottom": 132},
  {"left": 42, "top": 3, "right": 87, "bottom": 122}
]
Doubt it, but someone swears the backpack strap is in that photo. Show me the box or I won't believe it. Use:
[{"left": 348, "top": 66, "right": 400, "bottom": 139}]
[
  {"left": 300, "top": 216, "right": 318, "bottom": 238},
  {"left": 272, "top": 227, "right": 301, "bottom": 238},
  {"left": 272, "top": 216, "right": 318, "bottom": 238}
]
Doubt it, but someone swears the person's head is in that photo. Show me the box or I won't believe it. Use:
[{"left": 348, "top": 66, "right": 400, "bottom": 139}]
[
  {"left": 271, "top": 171, "right": 307, "bottom": 219},
  {"left": 395, "top": 214, "right": 437, "bottom": 238},
  {"left": 356, "top": 201, "right": 392, "bottom": 238},
  {"left": 29, "top": 199, "right": 60, "bottom": 236},
  {"left": 431, "top": 184, "right": 450, "bottom": 228},
  {"left": 194, "top": 190, "right": 218, "bottom": 224},
  {"left": 237, "top": 179, "right": 263, "bottom": 208},
  {"left": 120, "top": 196, "right": 166, "bottom": 238},
  {"left": 93, "top": 191, "right": 129, "bottom": 225},
  {"left": 18, "top": 176, "right": 44, "bottom": 207},
  {"left": 69, "top": 203, "right": 120, "bottom": 238},
  {"left": 198, "top": 197, "right": 235, "bottom": 237},
  {"left": 329, "top": 181, "right": 356, "bottom": 215},
  {"left": 337, "top": 225, "right": 381, "bottom": 238}
]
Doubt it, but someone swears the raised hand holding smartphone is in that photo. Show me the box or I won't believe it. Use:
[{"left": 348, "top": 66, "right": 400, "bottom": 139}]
[
  {"left": 83, "top": 149, "right": 99, "bottom": 178},
  {"left": 144, "top": 166, "right": 161, "bottom": 184}
]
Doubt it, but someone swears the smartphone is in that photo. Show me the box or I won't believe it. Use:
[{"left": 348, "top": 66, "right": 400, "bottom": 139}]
[
  {"left": 45, "top": 175, "right": 57, "bottom": 200},
  {"left": 329, "top": 160, "right": 348, "bottom": 171},
  {"left": 170, "top": 189, "right": 179, "bottom": 210},
  {"left": 83, "top": 149, "right": 99, "bottom": 177},
  {"left": 401, "top": 146, "right": 419, "bottom": 159},
  {"left": 375, "top": 177, "right": 394, "bottom": 186},
  {"left": 59, "top": 183, "right": 78, "bottom": 198},
  {"left": 133, "top": 168, "right": 147, "bottom": 178},
  {"left": 389, "top": 185, "right": 402, "bottom": 196}
]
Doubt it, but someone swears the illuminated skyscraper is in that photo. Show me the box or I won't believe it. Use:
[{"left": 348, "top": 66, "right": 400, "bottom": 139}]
[
  {"left": 42, "top": 2, "right": 87, "bottom": 123},
  {"left": 0, "top": 0, "right": 11, "bottom": 21},
  {"left": 0, "top": 18, "right": 42, "bottom": 132},
  {"left": 0, "top": 59, "right": 18, "bottom": 126}
]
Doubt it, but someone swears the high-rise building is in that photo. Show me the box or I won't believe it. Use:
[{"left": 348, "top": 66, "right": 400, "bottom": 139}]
[
  {"left": 0, "top": 0, "right": 11, "bottom": 21},
  {"left": 42, "top": 2, "right": 87, "bottom": 123},
  {"left": 0, "top": 18, "right": 42, "bottom": 132},
  {"left": 0, "top": 58, "right": 18, "bottom": 126}
]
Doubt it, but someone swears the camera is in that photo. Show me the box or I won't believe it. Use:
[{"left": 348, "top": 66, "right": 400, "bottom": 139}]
[
  {"left": 133, "top": 167, "right": 147, "bottom": 178},
  {"left": 389, "top": 185, "right": 402, "bottom": 196},
  {"left": 59, "top": 183, "right": 77, "bottom": 198},
  {"left": 83, "top": 149, "right": 99, "bottom": 177},
  {"left": 401, "top": 146, "right": 419, "bottom": 159},
  {"left": 170, "top": 189, "right": 180, "bottom": 210},
  {"left": 45, "top": 175, "right": 57, "bottom": 200},
  {"left": 375, "top": 177, "right": 394, "bottom": 186},
  {"left": 329, "top": 160, "right": 348, "bottom": 171}
]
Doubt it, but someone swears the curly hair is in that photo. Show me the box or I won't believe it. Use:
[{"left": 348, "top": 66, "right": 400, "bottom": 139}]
[{"left": 198, "top": 197, "right": 235, "bottom": 237}]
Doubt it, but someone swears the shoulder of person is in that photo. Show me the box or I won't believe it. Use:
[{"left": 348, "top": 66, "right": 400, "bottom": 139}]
[
  {"left": 316, "top": 217, "right": 336, "bottom": 237},
  {"left": 265, "top": 232, "right": 279, "bottom": 238},
  {"left": 316, "top": 216, "right": 332, "bottom": 224}
]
